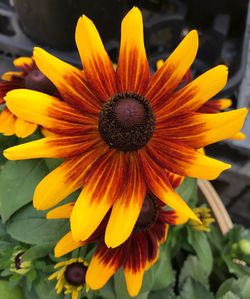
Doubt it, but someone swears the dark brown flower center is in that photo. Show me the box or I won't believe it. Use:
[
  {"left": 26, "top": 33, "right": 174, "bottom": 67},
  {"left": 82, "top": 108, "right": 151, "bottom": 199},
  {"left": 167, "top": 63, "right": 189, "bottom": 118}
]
[
  {"left": 136, "top": 194, "right": 158, "bottom": 230},
  {"left": 98, "top": 93, "right": 155, "bottom": 151},
  {"left": 25, "top": 69, "right": 56, "bottom": 94},
  {"left": 64, "top": 262, "right": 87, "bottom": 286},
  {"left": 15, "top": 252, "right": 23, "bottom": 270}
]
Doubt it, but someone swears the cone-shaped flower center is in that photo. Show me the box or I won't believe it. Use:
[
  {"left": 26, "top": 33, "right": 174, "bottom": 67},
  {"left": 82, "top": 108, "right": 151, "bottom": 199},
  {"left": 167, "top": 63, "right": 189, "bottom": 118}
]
[
  {"left": 64, "top": 263, "right": 87, "bottom": 286},
  {"left": 136, "top": 194, "right": 157, "bottom": 230},
  {"left": 15, "top": 252, "right": 23, "bottom": 270},
  {"left": 25, "top": 69, "right": 56, "bottom": 94},
  {"left": 99, "top": 92, "right": 155, "bottom": 151}
]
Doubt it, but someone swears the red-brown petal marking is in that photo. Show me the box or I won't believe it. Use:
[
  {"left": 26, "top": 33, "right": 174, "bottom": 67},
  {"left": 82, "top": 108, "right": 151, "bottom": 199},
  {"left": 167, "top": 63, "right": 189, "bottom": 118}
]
[
  {"left": 155, "top": 65, "right": 228, "bottom": 122},
  {"left": 34, "top": 145, "right": 107, "bottom": 210},
  {"left": 76, "top": 15, "right": 116, "bottom": 101},
  {"left": 198, "top": 98, "right": 232, "bottom": 113},
  {"left": 155, "top": 109, "right": 248, "bottom": 149},
  {"left": 0, "top": 80, "right": 23, "bottom": 103},
  {"left": 138, "top": 149, "right": 200, "bottom": 221},
  {"left": 105, "top": 152, "right": 146, "bottom": 248},
  {"left": 4, "top": 134, "right": 101, "bottom": 160},
  {"left": 70, "top": 151, "right": 125, "bottom": 242},
  {"left": 147, "top": 138, "right": 230, "bottom": 180},
  {"left": 146, "top": 30, "right": 198, "bottom": 108},
  {"left": 116, "top": 7, "right": 150, "bottom": 95},
  {"left": 13, "top": 57, "right": 35, "bottom": 73},
  {"left": 86, "top": 242, "right": 124, "bottom": 289},
  {"left": 5, "top": 89, "right": 97, "bottom": 136},
  {"left": 33, "top": 48, "right": 101, "bottom": 115},
  {"left": 124, "top": 233, "right": 148, "bottom": 297}
]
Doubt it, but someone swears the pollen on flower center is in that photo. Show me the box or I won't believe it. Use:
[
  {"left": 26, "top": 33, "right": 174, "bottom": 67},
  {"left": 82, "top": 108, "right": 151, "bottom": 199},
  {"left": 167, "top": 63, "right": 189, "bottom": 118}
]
[
  {"left": 64, "top": 262, "right": 87, "bottom": 286},
  {"left": 98, "top": 92, "right": 155, "bottom": 151},
  {"left": 136, "top": 194, "right": 158, "bottom": 230},
  {"left": 25, "top": 69, "right": 56, "bottom": 94}
]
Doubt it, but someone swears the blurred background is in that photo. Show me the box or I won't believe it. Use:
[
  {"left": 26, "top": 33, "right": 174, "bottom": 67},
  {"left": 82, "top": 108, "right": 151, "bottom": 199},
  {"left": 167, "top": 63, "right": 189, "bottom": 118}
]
[{"left": 0, "top": 0, "right": 249, "bottom": 226}]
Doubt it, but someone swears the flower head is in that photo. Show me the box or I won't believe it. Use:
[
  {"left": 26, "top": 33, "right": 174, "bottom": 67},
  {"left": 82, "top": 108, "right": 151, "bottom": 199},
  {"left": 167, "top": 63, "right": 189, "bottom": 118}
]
[
  {"left": 4, "top": 8, "right": 247, "bottom": 249},
  {"left": 189, "top": 207, "right": 215, "bottom": 232},
  {"left": 10, "top": 249, "right": 32, "bottom": 275},
  {"left": 0, "top": 56, "right": 55, "bottom": 138},
  {"left": 47, "top": 190, "right": 188, "bottom": 297},
  {"left": 48, "top": 258, "right": 88, "bottom": 299}
]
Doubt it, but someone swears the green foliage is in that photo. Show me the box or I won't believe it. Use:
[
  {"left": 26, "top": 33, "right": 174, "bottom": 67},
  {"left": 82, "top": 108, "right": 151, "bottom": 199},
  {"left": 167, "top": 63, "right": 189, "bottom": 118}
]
[
  {"left": 6, "top": 204, "right": 68, "bottom": 245},
  {"left": 0, "top": 160, "right": 48, "bottom": 222},
  {"left": 0, "top": 279, "right": 24, "bottom": 299}
]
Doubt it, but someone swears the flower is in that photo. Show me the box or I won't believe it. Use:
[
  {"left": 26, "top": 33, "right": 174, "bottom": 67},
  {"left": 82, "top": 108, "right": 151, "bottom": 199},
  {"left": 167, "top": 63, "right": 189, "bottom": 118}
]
[
  {"left": 48, "top": 258, "right": 88, "bottom": 299},
  {"left": 47, "top": 191, "right": 187, "bottom": 297},
  {"left": 0, "top": 56, "right": 55, "bottom": 138},
  {"left": 4, "top": 8, "right": 247, "bottom": 248},
  {"left": 189, "top": 207, "right": 215, "bottom": 232},
  {"left": 10, "top": 249, "right": 32, "bottom": 275}
]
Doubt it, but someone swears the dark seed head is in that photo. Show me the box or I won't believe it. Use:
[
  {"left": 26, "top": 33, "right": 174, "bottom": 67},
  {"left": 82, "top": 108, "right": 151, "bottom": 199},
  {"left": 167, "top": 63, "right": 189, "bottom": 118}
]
[
  {"left": 64, "top": 262, "right": 87, "bottom": 286},
  {"left": 136, "top": 194, "right": 158, "bottom": 230},
  {"left": 15, "top": 252, "right": 23, "bottom": 270},
  {"left": 99, "top": 92, "right": 155, "bottom": 151},
  {"left": 25, "top": 69, "right": 56, "bottom": 94}
]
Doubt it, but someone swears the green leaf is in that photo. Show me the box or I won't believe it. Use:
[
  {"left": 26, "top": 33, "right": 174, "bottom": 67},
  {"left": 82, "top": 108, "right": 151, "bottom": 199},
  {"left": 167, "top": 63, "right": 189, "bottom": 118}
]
[
  {"left": 179, "top": 255, "right": 209, "bottom": 288},
  {"left": 149, "top": 287, "right": 177, "bottom": 299},
  {"left": 187, "top": 229, "right": 213, "bottom": 275},
  {"left": 176, "top": 177, "right": 198, "bottom": 206},
  {"left": 22, "top": 244, "right": 53, "bottom": 261},
  {"left": 0, "top": 160, "right": 48, "bottom": 222},
  {"left": 6, "top": 204, "right": 68, "bottom": 245},
  {"left": 180, "top": 278, "right": 214, "bottom": 299},
  {"left": 113, "top": 270, "right": 130, "bottom": 299},
  {"left": 34, "top": 276, "right": 64, "bottom": 299},
  {"left": 216, "top": 276, "right": 250, "bottom": 298},
  {"left": 0, "top": 279, "right": 24, "bottom": 299},
  {"left": 99, "top": 279, "right": 116, "bottom": 299},
  {"left": 218, "top": 292, "right": 240, "bottom": 299},
  {"left": 152, "top": 245, "right": 174, "bottom": 290},
  {"left": 0, "top": 135, "right": 18, "bottom": 165}
]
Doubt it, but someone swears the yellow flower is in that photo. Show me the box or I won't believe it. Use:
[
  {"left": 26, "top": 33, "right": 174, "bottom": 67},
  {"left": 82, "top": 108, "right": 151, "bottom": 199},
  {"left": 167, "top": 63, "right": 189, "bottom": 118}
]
[
  {"left": 189, "top": 207, "right": 215, "bottom": 232},
  {"left": 10, "top": 250, "right": 32, "bottom": 275},
  {"left": 0, "top": 56, "right": 55, "bottom": 138},
  {"left": 48, "top": 258, "right": 89, "bottom": 299},
  {"left": 4, "top": 7, "right": 247, "bottom": 249}
]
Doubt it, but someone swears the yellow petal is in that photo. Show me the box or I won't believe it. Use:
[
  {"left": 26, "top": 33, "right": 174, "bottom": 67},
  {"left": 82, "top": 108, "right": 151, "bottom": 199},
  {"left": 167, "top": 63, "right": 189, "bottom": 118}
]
[
  {"left": 76, "top": 14, "right": 116, "bottom": 100},
  {"left": 146, "top": 30, "right": 198, "bottom": 106},
  {"left": 116, "top": 7, "right": 150, "bottom": 94},
  {"left": 46, "top": 203, "right": 74, "bottom": 219},
  {"left": 156, "top": 65, "right": 228, "bottom": 121},
  {"left": 124, "top": 267, "right": 144, "bottom": 297},
  {"left": 54, "top": 232, "right": 83, "bottom": 258},
  {"left": 14, "top": 118, "right": 37, "bottom": 138},
  {"left": 33, "top": 47, "right": 100, "bottom": 114},
  {"left": 34, "top": 150, "right": 101, "bottom": 210},
  {"left": 70, "top": 151, "right": 124, "bottom": 242},
  {"left": 0, "top": 108, "right": 16, "bottom": 136},
  {"left": 105, "top": 153, "right": 146, "bottom": 248},
  {"left": 139, "top": 150, "right": 201, "bottom": 222},
  {"left": 230, "top": 131, "right": 246, "bottom": 140}
]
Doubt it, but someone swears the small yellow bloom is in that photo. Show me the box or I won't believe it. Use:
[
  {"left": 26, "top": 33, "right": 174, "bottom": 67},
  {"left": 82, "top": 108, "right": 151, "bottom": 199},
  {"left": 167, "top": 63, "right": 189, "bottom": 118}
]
[
  {"left": 189, "top": 207, "right": 215, "bottom": 232},
  {"left": 48, "top": 258, "right": 89, "bottom": 299},
  {"left": 10, "top": 250, "right": 32, "bottom": 275}
]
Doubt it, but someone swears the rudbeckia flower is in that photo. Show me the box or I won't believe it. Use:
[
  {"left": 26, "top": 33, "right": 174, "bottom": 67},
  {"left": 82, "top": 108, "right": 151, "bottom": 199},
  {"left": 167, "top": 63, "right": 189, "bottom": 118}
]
[
  {"left": 0, "top": 56, "right": 55, "bottom": 138},
  {"left": 4, "top": 8, "right": 247, "bottom": 248},
  {"left": 48, "top": 258, "right": 89, "bottom": 299},
  {"left": 47, "top": 192, "right": 187, "bottom": 297}
]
